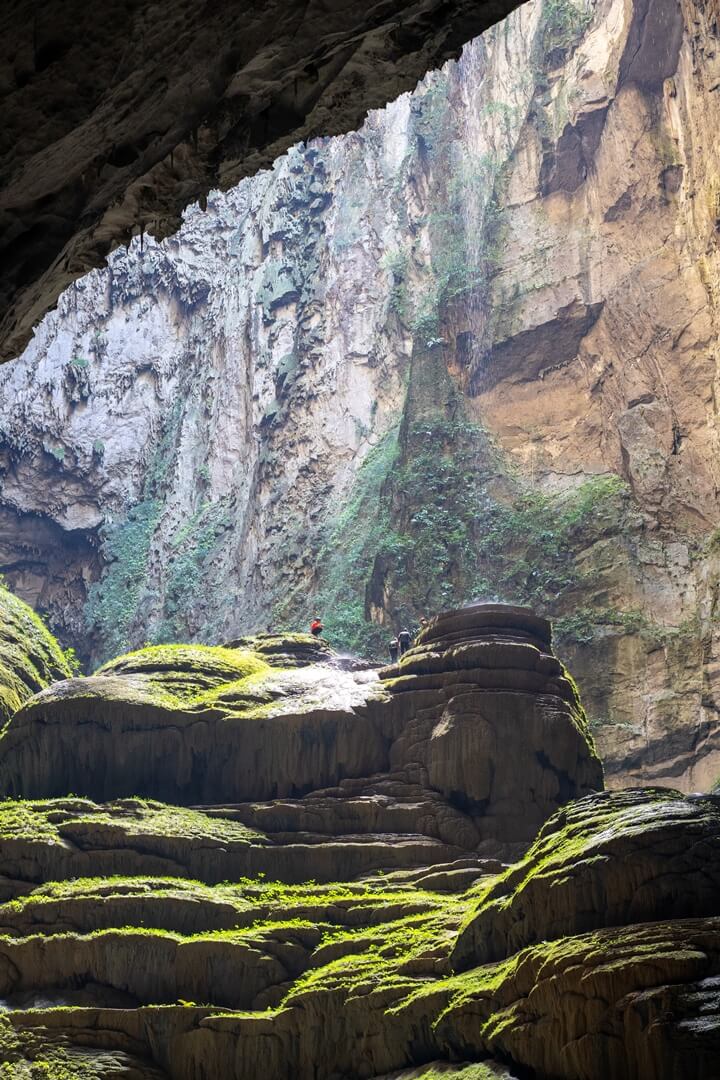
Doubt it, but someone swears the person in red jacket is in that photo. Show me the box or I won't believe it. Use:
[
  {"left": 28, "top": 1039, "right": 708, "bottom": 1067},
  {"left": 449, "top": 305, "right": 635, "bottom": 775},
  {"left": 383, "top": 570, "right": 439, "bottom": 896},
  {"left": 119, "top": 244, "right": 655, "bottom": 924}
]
[{"left": 310, "top": 615, "right": 323, "bottom": 637}]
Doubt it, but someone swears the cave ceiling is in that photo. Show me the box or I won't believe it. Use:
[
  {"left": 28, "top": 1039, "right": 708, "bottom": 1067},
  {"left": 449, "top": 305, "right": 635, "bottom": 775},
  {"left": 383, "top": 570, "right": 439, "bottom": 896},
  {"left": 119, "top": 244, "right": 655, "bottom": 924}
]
[{"left": 0, "top": 0, "right": 522, "bottom": 363}]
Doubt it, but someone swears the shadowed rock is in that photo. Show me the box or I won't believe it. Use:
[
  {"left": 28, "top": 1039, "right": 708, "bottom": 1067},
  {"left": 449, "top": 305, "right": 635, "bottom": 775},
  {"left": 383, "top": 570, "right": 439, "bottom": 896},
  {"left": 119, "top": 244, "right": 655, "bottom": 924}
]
[
  {"left": 0, "top": 0, "right": 523, "bottom": 363},
  {"left": 451, "top": 787, "right": 720, "bottom": 970},
  {"left": 435, "top": 918, "right": 720, "bottom": 1080},
  {"left": 382, "top": 604, "right": 603, "bottom": 844}
]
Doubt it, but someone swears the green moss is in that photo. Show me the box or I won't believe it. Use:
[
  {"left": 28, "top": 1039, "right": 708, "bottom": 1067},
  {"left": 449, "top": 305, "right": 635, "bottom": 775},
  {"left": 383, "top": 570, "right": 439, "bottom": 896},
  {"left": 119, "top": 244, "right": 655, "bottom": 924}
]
[
  {"left": 538, "top": 0, "right": 592, "bottom": 65},
  {"left": 83, "top": 498, "right": 162, "bottom": 663},
  {"left": 381, "top": 248, "right": 411, "bottom": 320},
  {"left": 61, "top": 647, "right": 83, "bottom": 676},
  {"left": 0, "top": 799, "right": 61, "bottom": 841},
  {"left": 706, "top": 526, "right": 720, "bottom": 554},
  {"left": 0, "top": 582, "right": 72, "bottom": 723},
  {"left": 91, "top": 643, "right": 274, "bottom": 718},
  {"left": 0, "top": 797, "right": 265, "bottom": 848},
  {"left": 285, "top": 904, "right": 466, "bottom": 1004},
  {"left": 96, "top": 642, "right": 267, "bottom": 681},
  {"left": 385, "top": 1069, "right": 517, "bottom": 1080},
  {"left": 453, "top": 788, "right": 689, "bottom": 960},
  {"left": 0, "top": 1014, "right": 134, "bottom": 1078}
]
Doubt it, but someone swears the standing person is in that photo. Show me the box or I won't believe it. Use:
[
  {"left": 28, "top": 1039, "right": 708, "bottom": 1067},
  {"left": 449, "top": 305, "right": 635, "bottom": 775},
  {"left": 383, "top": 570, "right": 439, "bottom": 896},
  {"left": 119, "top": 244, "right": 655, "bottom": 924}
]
[
  {"left": 398, "top": 627, "right": 411, "bottom": 655},
  {"left": 310, "top": 615, "right": 323, "bottom": 638},
  {"left": 389, "top": 637, "right": 399, "bottom": 663}
]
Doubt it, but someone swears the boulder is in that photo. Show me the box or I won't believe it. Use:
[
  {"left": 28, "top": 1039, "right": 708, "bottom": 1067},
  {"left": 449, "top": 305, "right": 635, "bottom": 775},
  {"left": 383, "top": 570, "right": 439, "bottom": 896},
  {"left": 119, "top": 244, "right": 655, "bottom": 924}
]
[
  {"left": 0, "top": 581, "right": 71, "bottom": 725},
  {"left": 383, "top": 604, "right": 603, "bottom": 844},
  {"left": 0, "top": 613, "right": 602, "bottom": 849},
  {"left": 0, "top": 641, "right": 393, "bottom": 804},
  {"left": 435, "top": 918, "right": 720, "bottom": 1080},
  {"left": 452, "top": 787, "right": 720, "bottom": 969}
]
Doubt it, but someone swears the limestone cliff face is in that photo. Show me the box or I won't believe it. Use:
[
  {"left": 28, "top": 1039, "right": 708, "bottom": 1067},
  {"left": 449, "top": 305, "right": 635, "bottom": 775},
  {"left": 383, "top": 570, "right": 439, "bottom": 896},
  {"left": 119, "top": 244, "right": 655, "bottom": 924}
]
[
  {"left": 1, "top": 0, "right": 720, "bottom": 790},
  {"left": 0, "top": 15, "right": 540, "bottom": 659}
]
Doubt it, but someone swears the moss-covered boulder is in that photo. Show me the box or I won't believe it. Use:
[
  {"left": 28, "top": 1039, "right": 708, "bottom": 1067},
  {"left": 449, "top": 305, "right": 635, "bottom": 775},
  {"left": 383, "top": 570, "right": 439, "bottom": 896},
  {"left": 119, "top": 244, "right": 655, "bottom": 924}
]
[
  {"left": 0, "top": 581, "right": 71, "bottom": 726},
  {"left": 0, "top": 611, "right": 602, "bottom": 852},
  {"left": 433, "top": 918, "right": 720, "bottom": 1080},
  {"left": 95, "top": 642, "right": 271, "bottom": 696},
  {"left": 451, "top": 787, "right": 720, "bottom": 969},
  {"left": 224, "top": 632, "right": 334, "bottom": 667},
  {"left": 0, "top": 640, "right": 391, "bottom": 803}
]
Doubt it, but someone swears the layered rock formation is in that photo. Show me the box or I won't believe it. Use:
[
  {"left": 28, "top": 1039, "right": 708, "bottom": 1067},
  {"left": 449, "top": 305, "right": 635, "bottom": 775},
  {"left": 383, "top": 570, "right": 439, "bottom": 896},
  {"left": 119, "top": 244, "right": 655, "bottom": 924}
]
[
  {"left": 0, "top": 0, "right": 524, "bottom": 364},
  {"left": 380, "top": 604, "right": 601, "bottom": 842},
  {"left": 0, "top": 592, "right": 718, "bottom": 1077},
  {"left": 0, "top": 604, "right": 602, "bottom": 852},
  {"left": 0, "top": 764, "right": 717, "bottom": 1072},
  {"left": 452, "top": 786, "right": 720, "bottom": 968},
  {"left": 0, "top": 0, "right": 719, "bottom": 791}
]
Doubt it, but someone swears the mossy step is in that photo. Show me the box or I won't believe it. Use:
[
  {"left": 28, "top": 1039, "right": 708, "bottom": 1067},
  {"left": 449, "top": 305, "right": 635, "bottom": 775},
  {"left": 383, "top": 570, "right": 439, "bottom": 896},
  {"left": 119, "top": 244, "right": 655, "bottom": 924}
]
[{"left": 0, "top": 874, "right": 456, "bottom": 938}]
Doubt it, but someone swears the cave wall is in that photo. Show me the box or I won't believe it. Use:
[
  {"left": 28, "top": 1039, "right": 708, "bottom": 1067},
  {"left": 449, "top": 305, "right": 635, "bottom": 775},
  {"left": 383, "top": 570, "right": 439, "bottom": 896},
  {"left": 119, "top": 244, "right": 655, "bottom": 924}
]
[{"left": 1, "top": 0, "right": 720, "bottom": 790}]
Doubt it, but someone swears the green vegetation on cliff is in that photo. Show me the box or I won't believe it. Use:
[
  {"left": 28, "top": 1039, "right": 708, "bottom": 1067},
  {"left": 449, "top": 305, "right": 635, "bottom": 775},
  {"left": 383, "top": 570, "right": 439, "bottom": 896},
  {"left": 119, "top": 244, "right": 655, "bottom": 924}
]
[
  {"left": 298, "top": 367, "right": 630, "bottom": 660},
  {"left": 539, "top": 0, "right": 593, "bottom": 64},
  {"left": 83, "top": 392, "right": 238, "bottom": 665},
  {"left": 274, "top": 429, "right": 404, "bottom": 655},
  {"left": 83, "top": 497, "right": 162, "bottom": 663}
]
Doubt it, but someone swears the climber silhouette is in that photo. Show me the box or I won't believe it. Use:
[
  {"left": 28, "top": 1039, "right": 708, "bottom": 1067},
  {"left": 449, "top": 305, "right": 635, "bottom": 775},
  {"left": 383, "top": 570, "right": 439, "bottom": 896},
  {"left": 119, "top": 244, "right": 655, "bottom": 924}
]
[{"left": 310, "top": 616, "right": 323, "bottom": 638}]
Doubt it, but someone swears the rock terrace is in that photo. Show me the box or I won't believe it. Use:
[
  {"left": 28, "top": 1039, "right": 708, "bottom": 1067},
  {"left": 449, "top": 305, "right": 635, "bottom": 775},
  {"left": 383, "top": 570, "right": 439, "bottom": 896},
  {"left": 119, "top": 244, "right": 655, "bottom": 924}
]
[{"left": 0, "top": 597, "right": 716, "bottom": 1077}]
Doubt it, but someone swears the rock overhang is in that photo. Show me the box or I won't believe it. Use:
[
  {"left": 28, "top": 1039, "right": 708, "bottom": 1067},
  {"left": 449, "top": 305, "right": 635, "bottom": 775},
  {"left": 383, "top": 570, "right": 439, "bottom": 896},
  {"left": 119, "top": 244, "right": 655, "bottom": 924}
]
[{"left": 0, "top": 0, "right": 525, "bottom": 364}]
